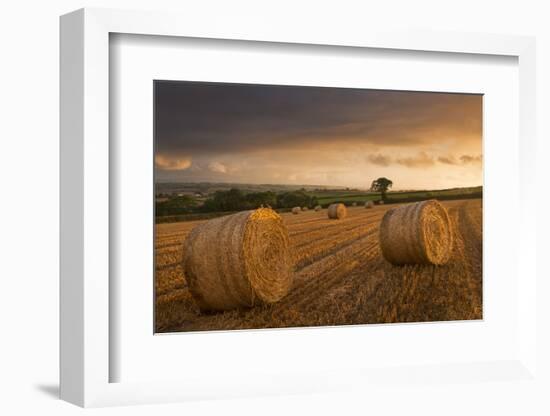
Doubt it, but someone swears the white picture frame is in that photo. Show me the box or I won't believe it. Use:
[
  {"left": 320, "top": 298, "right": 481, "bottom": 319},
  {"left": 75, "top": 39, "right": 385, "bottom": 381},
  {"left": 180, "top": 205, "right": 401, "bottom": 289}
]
[{"left": 60, "top": 8, "right": 538, "bottom": 408}]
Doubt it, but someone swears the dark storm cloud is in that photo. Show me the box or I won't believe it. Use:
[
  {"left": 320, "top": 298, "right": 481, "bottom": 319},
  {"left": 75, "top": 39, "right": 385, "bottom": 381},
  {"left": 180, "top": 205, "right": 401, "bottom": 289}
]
[{"left": 155, "top": 81, "right": 482, "bottom": 160}]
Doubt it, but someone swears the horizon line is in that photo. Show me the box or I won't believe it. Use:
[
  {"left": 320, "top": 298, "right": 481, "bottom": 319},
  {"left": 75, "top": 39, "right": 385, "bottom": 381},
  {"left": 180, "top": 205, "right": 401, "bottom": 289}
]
[{"left": 155, "top": 180, "right": 483, "bottom": 193}]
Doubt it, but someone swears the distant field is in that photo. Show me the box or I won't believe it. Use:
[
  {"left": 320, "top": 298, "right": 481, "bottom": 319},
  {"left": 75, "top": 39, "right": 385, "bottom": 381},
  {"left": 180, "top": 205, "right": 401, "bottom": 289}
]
[
  {"left": 313, "top": 186, "right": 482, "bottom": 206},
  {"left": 155, "top": 199, "right": 482, "bottom": 332},
  {"left": 156, "top": 185, "right": 483, "bottom": 223}
]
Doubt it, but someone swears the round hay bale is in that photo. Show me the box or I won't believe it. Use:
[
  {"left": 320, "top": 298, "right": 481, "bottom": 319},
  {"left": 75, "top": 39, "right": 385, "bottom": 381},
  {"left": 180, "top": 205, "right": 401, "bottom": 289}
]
[
  {"left": 352, "top": 202, "right": 357, "bottom": 207},
  {"left": 327, "top": 203, "right": 347, "bottom": 220},
  {"left": 314, "top": 205, "right": 322, "bottom": 211},
  {"left": 379, "top": 200, "right": 385, "bottom": 205},
  {"left": 365, "top": 201, "right": 374, "bottom": 209},
  {"left": 183, "top": 208, "right": 293, "bottom": 311},
  {"left": 301, "top": 206, "right": 309, "bottom": 211},
  {"left": 379, "top": 200, "right": 453, "bottom": 266},
  {"left": 291, "top": 206, "right": 301, "bottom": 214}
]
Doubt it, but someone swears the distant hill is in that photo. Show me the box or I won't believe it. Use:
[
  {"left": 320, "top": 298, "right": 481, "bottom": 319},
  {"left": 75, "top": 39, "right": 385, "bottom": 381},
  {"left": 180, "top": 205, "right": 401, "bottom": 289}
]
[{"left": 155, "top": 181, "right": 351, "bottom": 196}]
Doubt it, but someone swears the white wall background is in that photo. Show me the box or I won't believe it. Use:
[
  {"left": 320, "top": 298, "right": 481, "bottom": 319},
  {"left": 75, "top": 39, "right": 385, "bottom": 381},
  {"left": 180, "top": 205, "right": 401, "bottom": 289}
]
[{"left": 0, "top": 1, "right": 548, "bottom": 415}]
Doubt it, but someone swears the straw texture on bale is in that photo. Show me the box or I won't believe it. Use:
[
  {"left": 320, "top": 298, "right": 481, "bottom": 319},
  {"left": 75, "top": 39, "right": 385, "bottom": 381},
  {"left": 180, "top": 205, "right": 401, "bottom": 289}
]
[
  {"left": 365, "top": 201, "right": 374, "bottom": 209},
  {"left": 314, "top": 205, "right": 322, "bottom": 211},
  {"left": 291, "top": 206, "right": 301, "bottom": 214},
  {"left": 302, "top": 206, "right": 309, "bottom": 211},
  {"left": 379, "top": 200, "right": 453, "bottom": 266},
  {"left": 182, "top": 208, "right": 293, "bottom": 311},
  {"left": 327, "top": 203, "right": 347, "bottom": 220}
]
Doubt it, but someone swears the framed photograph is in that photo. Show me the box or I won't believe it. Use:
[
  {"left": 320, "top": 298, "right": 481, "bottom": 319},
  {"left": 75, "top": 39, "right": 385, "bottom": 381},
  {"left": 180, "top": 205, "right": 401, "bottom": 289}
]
[
  {"left": 60, "top": 8, "right": 538, "bottom": 408},
  {"left": 153, "top": 81, "right": 482, "bottom": 334}
]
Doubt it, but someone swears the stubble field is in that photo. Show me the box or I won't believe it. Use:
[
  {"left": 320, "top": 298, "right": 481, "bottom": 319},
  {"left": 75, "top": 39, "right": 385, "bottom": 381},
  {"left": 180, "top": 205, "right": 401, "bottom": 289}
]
[{"left": 155, "top": 199, "right": 482, "bottom": 333}]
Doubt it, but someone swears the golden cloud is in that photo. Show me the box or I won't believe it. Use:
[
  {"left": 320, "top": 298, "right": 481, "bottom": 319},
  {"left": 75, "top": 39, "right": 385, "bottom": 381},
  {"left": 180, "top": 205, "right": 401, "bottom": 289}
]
[
  {"left": 460, "top": 154, "right": 482, "bottom": 164},
  {"left": 367, "top": 153, "right": 392, "bottom": 167},
  {"left": 208, "top": 161, "right": 227, "bottom": 173},
  {"left": 396, "top": 152, "right": 435, "bottom": 168},
  {"left": 155, "top": 154, "right": 192, "bottom": 171},
  {"left": 438, "top": 154, "right": 482, "bottom": 166}
]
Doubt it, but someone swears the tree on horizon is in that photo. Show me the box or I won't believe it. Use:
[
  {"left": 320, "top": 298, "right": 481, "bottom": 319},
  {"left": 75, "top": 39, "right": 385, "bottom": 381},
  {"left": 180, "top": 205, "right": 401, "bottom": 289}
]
[{"left": 370, "top": 177, "right": 393, "bottom": 201}]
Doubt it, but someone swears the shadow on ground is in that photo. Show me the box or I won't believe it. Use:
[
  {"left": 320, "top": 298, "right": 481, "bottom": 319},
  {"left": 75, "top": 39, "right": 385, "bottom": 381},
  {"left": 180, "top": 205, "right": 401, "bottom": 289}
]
[{"left": 35, "top": 384, "right": 59, "bottom": 399}]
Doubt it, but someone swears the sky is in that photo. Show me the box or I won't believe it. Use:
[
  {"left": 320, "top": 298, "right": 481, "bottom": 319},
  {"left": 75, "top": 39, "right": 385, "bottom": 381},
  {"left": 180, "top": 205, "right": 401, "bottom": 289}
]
[{"left": 154, "top": 81, "right": 482, "bottom": 190}]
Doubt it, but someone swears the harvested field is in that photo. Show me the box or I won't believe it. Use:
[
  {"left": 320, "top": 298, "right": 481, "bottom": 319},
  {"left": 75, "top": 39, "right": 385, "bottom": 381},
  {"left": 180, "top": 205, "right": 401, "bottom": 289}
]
[{"left": 155, "top": 198, "right": 482, "bottom": 333}]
